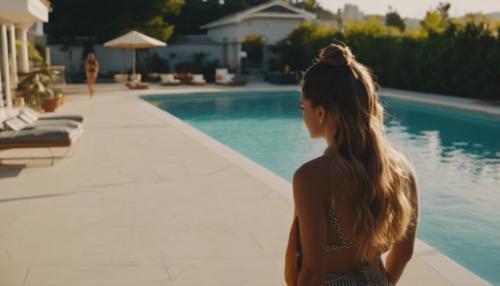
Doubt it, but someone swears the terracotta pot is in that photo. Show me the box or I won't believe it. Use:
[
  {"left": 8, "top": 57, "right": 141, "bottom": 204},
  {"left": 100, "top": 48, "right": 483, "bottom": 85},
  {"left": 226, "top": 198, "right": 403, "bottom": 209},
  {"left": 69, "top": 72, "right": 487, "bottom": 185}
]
[{"left": 42, "top": 98, "right": 60, "bottom": 112}]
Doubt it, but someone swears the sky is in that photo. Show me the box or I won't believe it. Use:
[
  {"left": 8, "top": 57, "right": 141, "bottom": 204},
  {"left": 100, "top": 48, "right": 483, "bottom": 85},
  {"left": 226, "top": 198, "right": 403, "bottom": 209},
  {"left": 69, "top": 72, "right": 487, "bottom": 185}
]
[{"left": 316, "top": 0, "right": 500, "bottom": 19}]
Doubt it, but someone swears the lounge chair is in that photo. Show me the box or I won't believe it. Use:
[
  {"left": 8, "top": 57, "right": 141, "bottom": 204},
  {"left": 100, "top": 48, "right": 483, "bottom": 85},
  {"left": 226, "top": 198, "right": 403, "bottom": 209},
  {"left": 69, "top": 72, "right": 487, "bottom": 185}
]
[
  {"left": 160, "top": 74, "right": 181, "bottom": 85},
  {"left": 0, "top": 108, "right": 84, "bottom": 165},
  {"left": 215, "top": 68, "right": 235, "bottom": 85},
  {"left": 0, "top": 125, "right": 82, "bottom": 166},
  {"left": 215, "top": 69, "right": 247, "bottom": 86},
  {"left": 190, "top": 74, "right": 206, "bottom": 85},
  {"left": 124, "top": 73, "right": 149, "bottom": 89},
  {"left": 19, "top": 107, "right": 84, "bottom": 123},
  {"left": 14, "top": 115, "right": 82, "bottom": 130},
  {"left": 130, "top": 74, "right": 142, "bottom": 83},
  {"left": 0, "top": 126, "right": 82, "bottom": 150},
  {"left": 1, "top": 112, "right": 82, "bottom": 134},
  {"left": 0, "top": 108, "right": 83, "bottom": 129}
]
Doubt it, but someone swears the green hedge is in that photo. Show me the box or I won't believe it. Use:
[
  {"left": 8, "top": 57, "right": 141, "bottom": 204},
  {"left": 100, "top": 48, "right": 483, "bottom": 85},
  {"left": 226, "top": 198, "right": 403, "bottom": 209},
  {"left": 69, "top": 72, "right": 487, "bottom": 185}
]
[{"left": 271, "top": 18, "right": 500, "bottom": 100}]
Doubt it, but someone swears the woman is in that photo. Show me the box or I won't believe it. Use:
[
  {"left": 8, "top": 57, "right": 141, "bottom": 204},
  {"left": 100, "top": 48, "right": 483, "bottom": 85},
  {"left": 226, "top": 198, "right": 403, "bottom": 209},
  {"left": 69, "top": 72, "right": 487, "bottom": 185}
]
[
  {"left": 285, "top": 44, "right": 419, "bottom": 286},
  {"left": 85, "top": 53, "right": 99, "bottom": 97}
]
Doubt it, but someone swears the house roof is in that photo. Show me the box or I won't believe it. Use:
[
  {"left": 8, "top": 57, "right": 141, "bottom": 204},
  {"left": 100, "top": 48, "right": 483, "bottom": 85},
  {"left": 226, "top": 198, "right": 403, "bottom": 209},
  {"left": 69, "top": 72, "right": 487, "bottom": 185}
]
[{"left": 201, "top": 0, "right": 316, "bottom": 30}]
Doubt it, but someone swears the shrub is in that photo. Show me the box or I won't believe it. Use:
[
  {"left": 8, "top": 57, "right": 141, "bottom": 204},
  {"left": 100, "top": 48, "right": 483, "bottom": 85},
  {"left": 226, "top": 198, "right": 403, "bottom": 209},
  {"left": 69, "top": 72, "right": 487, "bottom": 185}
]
[{"left": 270, "top": 17, "right": 500, "bottom": 100}]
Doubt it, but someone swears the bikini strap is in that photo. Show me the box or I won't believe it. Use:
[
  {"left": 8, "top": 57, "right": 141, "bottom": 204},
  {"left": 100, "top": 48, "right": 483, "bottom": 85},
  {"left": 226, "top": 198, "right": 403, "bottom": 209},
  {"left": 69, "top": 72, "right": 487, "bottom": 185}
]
[{"left": 323, "top": 153, "right": 353, "bottom": 251}]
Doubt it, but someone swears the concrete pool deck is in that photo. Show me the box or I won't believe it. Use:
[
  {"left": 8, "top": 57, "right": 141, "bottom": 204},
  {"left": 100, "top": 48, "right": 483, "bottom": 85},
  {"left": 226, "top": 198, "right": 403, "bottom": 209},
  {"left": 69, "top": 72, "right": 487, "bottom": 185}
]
[{"left": 0, "top": 83, "right": 493, "bottom": 285}]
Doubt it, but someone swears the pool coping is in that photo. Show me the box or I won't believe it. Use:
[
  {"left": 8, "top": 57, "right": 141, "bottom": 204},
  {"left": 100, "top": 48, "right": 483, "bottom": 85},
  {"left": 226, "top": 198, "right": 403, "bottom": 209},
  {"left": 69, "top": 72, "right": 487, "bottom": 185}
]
[
  {"left": 379, "top": 88, "right": 500, "bottom": 117},
  {"left": 138, "top": 84, "right": 500, "bottom": 117},
  {"left": 138, "top": 86, "right": 492, "bottom": 286}
]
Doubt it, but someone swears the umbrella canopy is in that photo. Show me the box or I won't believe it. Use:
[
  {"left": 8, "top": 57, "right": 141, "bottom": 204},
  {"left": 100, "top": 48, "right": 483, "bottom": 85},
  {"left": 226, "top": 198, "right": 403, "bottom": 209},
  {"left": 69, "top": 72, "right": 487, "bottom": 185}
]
[
  {"left": 104, "top": 30, "right": 166, "bottom": 49},
  {"left": 104, "top": 31, "right": 167, "bottom": 75}
]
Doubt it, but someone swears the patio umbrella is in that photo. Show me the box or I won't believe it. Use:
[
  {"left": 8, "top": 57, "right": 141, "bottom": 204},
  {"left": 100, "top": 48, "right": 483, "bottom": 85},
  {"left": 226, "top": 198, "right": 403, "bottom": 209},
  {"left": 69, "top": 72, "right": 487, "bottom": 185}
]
[{"left": 103, "top": 30, "right": 167, "bottom": 76}]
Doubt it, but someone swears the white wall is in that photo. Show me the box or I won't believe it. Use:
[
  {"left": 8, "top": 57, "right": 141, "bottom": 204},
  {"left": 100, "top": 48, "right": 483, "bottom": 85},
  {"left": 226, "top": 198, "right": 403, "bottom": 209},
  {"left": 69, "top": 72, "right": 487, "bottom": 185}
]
[
  {"left": 49, "top": 43, "right": 223, "bottom": 77},
  {"left": 50, "top": 45, "right": 134, "bottom": 76},
  {"left": 207, "top": 25, "right": 240, "bottom": 43},
  {"left": 206, "top": 17, "right": 304, "bottom": 44},
  {"left": 151, "top": 43, "right": 222, "bottom": 67},
  {"left": 238, "top": 18, "right": 303, "bottom": 43}
]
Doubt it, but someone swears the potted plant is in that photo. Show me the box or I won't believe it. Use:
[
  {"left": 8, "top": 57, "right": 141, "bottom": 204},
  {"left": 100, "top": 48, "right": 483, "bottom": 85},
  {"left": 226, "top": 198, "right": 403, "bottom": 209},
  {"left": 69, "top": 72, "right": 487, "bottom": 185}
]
[
  {"left": 17, "top": 64, "right": 62, "bottom": 111},
  {"left": 41, "top": 89, "right": 63, "bottom": 112}
]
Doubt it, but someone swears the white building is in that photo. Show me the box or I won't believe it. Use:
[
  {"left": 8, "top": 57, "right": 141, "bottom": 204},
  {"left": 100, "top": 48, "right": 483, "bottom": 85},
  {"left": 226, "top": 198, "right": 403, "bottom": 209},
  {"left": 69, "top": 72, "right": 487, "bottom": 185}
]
[
  {"left": 343, "top": 4, "right": 364, "bottom": 22},
  {"left": 0, "top": 0, "right": 50, "bottom": 108},
  {"left": 201, "top": 0, "right": 316, "bottom": 71}
]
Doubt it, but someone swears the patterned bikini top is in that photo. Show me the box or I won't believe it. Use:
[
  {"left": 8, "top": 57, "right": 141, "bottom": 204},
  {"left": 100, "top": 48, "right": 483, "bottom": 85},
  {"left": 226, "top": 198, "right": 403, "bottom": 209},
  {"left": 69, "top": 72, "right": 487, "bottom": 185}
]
[{"left": 323, "top": 154, "right": 354, "bottom": 252}]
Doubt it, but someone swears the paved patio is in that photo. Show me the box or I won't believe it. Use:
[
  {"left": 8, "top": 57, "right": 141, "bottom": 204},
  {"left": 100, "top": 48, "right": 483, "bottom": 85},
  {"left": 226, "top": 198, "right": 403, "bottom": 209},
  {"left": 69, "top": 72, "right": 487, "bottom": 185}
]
[{"left": 0, "top": 83, "right": 491, "bottom": 285}]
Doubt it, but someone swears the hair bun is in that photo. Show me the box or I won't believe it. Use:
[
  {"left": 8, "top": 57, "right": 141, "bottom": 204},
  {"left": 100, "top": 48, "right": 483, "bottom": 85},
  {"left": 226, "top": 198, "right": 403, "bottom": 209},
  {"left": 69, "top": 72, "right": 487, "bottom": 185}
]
[{"left": 318, "top": 44, "right": 354, "bottom": 67}]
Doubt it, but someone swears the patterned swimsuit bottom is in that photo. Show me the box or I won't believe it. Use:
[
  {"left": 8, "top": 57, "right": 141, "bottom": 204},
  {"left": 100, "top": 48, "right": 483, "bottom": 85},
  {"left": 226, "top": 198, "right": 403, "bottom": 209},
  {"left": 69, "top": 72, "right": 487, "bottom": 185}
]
[{"left": 323, "top": 260, "right": 393, "bottom": 286}]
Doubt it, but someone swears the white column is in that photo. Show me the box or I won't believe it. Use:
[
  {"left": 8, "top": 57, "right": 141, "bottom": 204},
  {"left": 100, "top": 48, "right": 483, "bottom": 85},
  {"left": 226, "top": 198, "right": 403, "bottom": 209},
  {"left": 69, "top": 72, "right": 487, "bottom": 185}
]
[
  {"left": 0, "top": 43, "right": 3, "bottom": 107},
  {"left": 1, "top": 24, "right": 12, "bottom": 108},
  {"left": 132, "top": 48, "right": 136, "bottom": 75},
  {"left": 9, "top": 25, "right": 18, "bottom": 85},
  {"left": 17, "top": 26, "right": 29, "bottom": 73},
  {"left": 235, "top": 41, "right": 242, "bottom": 76}
]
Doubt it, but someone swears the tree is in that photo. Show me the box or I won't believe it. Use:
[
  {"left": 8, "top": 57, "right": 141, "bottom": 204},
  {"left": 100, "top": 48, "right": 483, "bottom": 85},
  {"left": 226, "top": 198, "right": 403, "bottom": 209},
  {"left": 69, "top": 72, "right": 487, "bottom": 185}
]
[
  {"left": 437, "top": 2, "right": 451, "bottom": 24},
  {"left": 46, "top": 0, "right": 184, "bottom": 43},
  {"left": 419, "top": 2, "right": 451, "bottom": 34},
  {"left": 47, "top": 0, "right": 334, "bottom": 42},
  {"left": 242, "top": 34, "right": 265, "bottom": 68},
  {"left": 385, "top": 7, "right": 406, "bottom": 32},
  {"left": 168, "top": 0, "right": 271, "bottom": 36},
  {"left": 290, "top": 0, "right": 335, "bottom": 21},
  {"left": 420, "top": 10, "right": 444, "bottom": 33}
]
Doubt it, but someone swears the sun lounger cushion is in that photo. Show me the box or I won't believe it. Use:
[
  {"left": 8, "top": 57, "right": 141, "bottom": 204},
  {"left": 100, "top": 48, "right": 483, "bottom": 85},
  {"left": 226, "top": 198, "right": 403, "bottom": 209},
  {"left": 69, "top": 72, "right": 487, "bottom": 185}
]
[
  {"left": 26, "top": 119, "right": 83, "bottom": 130},
  {"left": 3, "top": 118, "right": 28, "bottom": 131},
  {"left": 18, "top": 112, "right": 38, "bottom": 124},
  {"left": 0, "top": 110, "right": 8, "bottom": 130},
  {"left": 4, "top": 115, "right": 82, "bottom": 131},
  {"left": 0, "top": 126, "right": 82, "bottom": 148},
  {"left": 5, "top": 108, "right": 18, "bottom": 118},
  {"left": 22, "top": 107, "right": 84, "bottom": 123},
  {"left": 16, "top": 112, "right": 83, "bottom": 129},
  {"left": 39, "top": 115, "right": 85, "bottom": 123}
]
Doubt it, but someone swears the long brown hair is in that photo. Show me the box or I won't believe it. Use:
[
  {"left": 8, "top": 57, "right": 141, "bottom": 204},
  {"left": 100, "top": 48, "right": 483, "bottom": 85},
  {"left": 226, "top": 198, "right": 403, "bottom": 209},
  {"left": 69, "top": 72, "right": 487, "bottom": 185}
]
[{"left": 302, "top": 44, "right": 414, "bottom": 262}]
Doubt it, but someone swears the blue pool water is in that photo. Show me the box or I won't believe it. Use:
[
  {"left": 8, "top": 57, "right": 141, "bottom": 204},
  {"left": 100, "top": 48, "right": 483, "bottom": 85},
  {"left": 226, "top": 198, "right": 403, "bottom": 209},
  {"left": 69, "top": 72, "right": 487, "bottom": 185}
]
[{"left": 143, "top": 91, "right": 500, "bottom": 285}]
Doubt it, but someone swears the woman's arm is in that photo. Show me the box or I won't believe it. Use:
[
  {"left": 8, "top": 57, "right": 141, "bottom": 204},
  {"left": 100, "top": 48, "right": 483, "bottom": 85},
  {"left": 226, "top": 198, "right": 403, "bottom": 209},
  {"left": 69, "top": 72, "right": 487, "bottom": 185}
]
[
  {"left": 385, "top": 172, "right": 419, "bottom": 284},
  {"left": 293, "top": 165, "right": 327, "bottom": 286}
]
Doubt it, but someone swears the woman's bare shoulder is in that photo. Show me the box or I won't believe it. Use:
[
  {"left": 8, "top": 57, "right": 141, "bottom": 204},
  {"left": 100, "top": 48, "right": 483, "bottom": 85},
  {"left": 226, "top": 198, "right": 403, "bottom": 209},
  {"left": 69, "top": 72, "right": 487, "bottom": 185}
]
[
  {"left": 292, "top": 156, "right": 336, "bottom": 200},
  {"left": 293, "top": 158, "right": 327, "bottom": 208},
  {"left": 294, "top": 157, "right": 325, "bottom": 181}
]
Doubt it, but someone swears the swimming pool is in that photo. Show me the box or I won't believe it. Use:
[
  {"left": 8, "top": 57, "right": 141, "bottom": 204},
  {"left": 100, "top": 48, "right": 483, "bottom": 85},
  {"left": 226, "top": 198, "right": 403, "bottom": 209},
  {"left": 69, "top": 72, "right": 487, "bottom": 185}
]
[{"left": 143, "top": 91, "right": 500, "bottom": 285}]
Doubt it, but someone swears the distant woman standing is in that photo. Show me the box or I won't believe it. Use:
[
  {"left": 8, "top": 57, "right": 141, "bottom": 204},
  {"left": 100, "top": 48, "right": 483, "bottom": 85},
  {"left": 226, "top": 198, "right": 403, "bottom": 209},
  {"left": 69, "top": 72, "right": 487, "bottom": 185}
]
[{"left": 85, "top": 53, "right": 99, "bottom": 97}]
